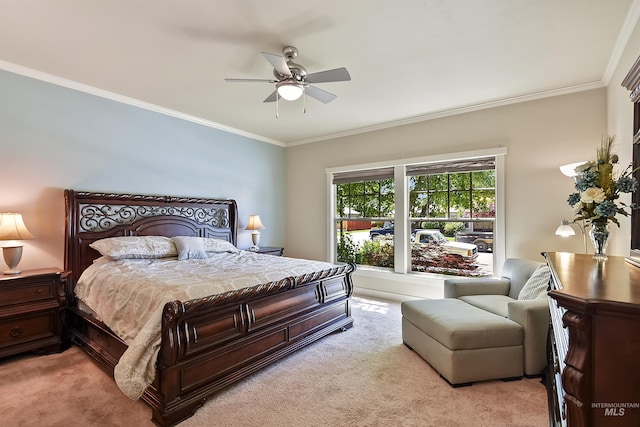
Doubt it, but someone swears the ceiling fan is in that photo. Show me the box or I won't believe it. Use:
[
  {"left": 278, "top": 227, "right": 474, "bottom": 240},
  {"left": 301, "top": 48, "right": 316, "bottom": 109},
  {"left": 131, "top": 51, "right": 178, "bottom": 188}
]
[{"left": 225, "top": 46, "right": 351, "bottom": 104}]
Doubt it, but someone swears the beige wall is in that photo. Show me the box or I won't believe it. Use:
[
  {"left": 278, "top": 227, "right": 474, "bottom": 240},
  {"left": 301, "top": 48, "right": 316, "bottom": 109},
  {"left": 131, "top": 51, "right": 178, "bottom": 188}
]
[
  {"left": 285, "top": 88, "right": 608, "bottom": 268},
  {"left": 607, "top": 18, "right": 640, "bottom": 256}
]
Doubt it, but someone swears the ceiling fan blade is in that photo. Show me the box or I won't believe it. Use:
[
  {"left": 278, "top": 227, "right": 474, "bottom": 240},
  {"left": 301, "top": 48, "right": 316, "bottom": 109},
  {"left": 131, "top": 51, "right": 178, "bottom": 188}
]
[
  {"left": 263, "top": 91, "right": 278, "bottom": 103},
  {"left": 225, "top": 78, "right": 276, "bottom": 83},
  {"left": 305, "top": 85, "right": 337, "bottom": 103},
  {"left": 305, "top": 67, "right": 351, "bottom": 83},
  {"left": 261, "top": 52, "right": 292, "bottom": 77}
]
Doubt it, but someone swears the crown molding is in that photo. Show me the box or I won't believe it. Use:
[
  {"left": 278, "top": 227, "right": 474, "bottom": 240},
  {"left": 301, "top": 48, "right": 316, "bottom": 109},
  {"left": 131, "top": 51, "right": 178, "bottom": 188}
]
[
  {"left": 287, "top": 81, "right": 606, "bottom": 146},
  {"left": 603, "top": 0, "right": 640, "bottom": 85}
]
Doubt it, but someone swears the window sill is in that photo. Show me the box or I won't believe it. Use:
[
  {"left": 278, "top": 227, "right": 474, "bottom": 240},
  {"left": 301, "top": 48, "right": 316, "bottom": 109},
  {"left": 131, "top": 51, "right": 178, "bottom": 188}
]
[{"left": 352, "top": 267, "right": 446, "bottom": 300}]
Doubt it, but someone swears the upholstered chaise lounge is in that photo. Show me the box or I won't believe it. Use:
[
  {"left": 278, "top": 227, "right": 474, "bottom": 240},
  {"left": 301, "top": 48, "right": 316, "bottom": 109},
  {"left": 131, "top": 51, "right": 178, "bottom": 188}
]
[{"left": 401, "top": 258, "right": 550, "bottom": 386}]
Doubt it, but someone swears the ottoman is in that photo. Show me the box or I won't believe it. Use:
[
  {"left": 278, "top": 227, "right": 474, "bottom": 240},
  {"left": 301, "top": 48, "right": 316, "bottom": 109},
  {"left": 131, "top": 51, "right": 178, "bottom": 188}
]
[{"left": 401, "top": 298, "right": 524, "bottom": 386}]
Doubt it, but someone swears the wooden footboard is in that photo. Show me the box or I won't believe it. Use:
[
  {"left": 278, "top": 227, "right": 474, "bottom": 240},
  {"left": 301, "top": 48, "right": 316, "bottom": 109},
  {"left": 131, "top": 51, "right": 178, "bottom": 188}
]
[
  {"left": 154, "top": 269, "right": 353, "bottom": 426},
  {"left": 67, "top": 267, "right": 353, "bottom": 426}
]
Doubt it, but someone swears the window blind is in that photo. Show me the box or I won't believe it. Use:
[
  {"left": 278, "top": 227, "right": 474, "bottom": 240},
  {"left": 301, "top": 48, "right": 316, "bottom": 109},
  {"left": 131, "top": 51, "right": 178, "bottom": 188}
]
[
  {"left": 332, "top": 167, "right": 395, "bottom": 184},
  {"left": 406, "top": 157, "right": 495, "bottom": 176}
]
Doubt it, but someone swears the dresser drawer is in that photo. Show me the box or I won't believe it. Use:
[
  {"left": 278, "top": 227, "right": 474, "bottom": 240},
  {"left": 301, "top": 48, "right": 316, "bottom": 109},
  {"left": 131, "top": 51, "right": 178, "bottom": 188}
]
[
  {"left": 0, "top": 280, "right": 55, "bottom": 308},
  {"left": 0, "top": 312, "right": 57, "bottom": 347}
]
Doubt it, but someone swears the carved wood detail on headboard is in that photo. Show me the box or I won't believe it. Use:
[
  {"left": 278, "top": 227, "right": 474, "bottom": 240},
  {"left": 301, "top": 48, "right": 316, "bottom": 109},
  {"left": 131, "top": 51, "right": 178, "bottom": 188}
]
[{"left": 64, "top": 190, "right": 238, "bottom": 286}]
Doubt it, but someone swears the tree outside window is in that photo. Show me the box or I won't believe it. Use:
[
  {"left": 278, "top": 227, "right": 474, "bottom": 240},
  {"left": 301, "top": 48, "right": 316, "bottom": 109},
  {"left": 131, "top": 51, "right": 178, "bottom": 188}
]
[
  {"left": 409, "top": 170, "right": 494, "bottom": 276},
  {"left": 335, "top": 178, "right": 395, "bottom": 266}
]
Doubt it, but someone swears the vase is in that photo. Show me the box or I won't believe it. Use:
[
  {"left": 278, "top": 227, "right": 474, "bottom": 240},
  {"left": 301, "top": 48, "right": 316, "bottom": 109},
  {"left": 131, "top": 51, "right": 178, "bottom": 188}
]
[{"left": 589, "top": 221, "right": 610, "bottom": 261}]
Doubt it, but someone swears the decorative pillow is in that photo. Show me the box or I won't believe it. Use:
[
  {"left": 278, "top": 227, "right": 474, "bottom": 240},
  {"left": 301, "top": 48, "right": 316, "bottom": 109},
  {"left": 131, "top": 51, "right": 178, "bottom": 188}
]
[
  {"left": 203, "top": 238, "right": 239, "bottom": 253},
  {"left": 90, "top": 236, "right": 177, "bottom": 260},
  {"left": 517, "top": 264, "right": 551, "bottom": 300},
  {"left": 172, "top": 236, "right": 208, "bottom": 260}
]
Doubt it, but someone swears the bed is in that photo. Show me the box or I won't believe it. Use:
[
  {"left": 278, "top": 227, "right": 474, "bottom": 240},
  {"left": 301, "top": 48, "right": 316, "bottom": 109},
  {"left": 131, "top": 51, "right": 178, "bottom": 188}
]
[{"left": 63, "top": 190, "right": 355, "bottom": 426}]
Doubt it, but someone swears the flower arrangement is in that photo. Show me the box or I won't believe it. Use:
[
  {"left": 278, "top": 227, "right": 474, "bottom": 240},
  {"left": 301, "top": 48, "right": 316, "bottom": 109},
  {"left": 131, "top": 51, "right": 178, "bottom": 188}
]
[{"left": 567, "top": 136, "right": 638, "bottom": 227}]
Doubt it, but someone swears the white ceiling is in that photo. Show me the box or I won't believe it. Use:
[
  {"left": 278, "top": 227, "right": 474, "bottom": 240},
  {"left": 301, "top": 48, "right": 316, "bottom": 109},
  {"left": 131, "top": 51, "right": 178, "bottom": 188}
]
[{"left": 1, "top": 1, "right": 637, "bottom": 146}]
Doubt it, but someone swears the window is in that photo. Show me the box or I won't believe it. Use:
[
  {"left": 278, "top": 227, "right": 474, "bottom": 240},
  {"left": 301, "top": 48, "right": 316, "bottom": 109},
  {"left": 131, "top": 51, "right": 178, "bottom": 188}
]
[
  {"left": 334, "top": 168, "right": 395, "bottom": 267},
  {"left": 407, "top": 159, "right": 495, "bottom": 276},
  {"left": 328, "top": 150, "right": 504, "bottom": 279}
]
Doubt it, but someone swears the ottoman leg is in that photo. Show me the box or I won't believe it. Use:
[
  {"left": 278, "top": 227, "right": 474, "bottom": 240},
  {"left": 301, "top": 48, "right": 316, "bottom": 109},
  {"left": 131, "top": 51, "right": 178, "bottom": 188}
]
[{"left": 440, "top": 375, "right": 473, "bottom": 388}]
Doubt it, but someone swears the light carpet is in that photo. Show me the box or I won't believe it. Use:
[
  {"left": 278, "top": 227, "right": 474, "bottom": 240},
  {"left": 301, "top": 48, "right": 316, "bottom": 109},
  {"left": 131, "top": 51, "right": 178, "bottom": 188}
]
[{"left": 0, "top": 296, "right": 548, "bottom": 426}]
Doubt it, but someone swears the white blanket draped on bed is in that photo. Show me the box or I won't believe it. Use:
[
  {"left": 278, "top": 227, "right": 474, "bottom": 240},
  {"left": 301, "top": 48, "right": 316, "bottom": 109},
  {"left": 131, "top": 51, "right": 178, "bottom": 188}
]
[{"left": 75, "top": 251, "right": 337, "bottom": 400}]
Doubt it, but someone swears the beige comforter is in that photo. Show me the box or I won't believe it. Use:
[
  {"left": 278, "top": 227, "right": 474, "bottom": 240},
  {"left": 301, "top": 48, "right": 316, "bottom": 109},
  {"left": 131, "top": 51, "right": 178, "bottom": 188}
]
[{"left": 75, "top": 251, "right": 336, "bottom": 400}]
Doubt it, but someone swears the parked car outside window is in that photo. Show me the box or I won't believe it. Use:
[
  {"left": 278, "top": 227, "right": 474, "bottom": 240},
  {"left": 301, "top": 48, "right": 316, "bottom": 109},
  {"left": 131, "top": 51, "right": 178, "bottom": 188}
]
[
  {"left": 414, "top": 230, "right": 478, "bottom": 258},
  {"left": 454, "top": 231, "right": 493, "bottom": 252}
]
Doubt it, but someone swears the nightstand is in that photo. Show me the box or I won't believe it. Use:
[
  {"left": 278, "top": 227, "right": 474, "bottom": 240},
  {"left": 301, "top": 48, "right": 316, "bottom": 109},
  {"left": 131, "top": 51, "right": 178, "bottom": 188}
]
[
  {"left": 257, "top": 246, "right": 284, "bottom": 256},
  {"left": 0, "top": 268, "right": 68, "bottom": 359}
]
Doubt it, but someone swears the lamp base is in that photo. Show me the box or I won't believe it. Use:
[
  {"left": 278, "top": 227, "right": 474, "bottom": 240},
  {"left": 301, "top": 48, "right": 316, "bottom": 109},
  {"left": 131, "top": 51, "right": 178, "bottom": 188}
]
[
  {"left": 2, "top": 246, "right": 24, "bottom": 275},
  {"left": 251, "top": 231, "right": 261, "bottom": 250}
]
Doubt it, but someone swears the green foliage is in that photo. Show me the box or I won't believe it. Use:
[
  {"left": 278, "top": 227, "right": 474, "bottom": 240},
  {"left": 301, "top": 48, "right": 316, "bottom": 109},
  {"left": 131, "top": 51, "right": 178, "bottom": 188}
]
[
  {"left": 337, "top": 233, "right": 359, "bottom": 264},
  {"left": 359, "top": 240, "right": 394, "bottom": 268},
  {"left": 338, "top": 171, "right": 495, "bottom": 221},
  {"left": 408, "top": 170, "right": 495, "bottom": 219},
  {"left": 336, "top": 179, "right": 395, "bottom": 218},
  {"left": 337, "top": 233, "right": 394, "bottom": 268},
  {"left": 443, "top": 222, "right": 465, "bottom": 237},
  {"left": 420, "top": 221, "right": 442, "bottom": 231}
]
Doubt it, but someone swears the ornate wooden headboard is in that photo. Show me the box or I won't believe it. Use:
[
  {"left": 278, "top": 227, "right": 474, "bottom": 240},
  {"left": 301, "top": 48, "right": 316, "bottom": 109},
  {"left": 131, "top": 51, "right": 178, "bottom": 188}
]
[{"left": 64, "top": 190, "right": 238, "bottom": 285}]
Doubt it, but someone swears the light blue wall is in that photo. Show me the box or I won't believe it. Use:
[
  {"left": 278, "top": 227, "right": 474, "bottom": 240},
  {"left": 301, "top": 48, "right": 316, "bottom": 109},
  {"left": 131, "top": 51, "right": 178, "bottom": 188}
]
[{"left": 0, "top": 70, "right": 285, "bottom": 270}]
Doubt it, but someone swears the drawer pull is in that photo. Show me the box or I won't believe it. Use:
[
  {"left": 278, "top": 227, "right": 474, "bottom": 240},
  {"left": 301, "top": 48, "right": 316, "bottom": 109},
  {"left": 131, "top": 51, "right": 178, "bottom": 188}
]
[
  {"left": 36, "top": 288, "right": 43, "bottom": 294},
  {"left": 10, "top": 327, "right": 23, "bottom": 338}
]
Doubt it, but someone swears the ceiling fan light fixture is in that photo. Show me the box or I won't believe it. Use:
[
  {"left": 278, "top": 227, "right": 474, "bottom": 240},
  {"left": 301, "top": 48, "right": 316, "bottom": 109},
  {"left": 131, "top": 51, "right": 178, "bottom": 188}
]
[{"left": 276, "top": 80, "right": 304, "bottom": 101}]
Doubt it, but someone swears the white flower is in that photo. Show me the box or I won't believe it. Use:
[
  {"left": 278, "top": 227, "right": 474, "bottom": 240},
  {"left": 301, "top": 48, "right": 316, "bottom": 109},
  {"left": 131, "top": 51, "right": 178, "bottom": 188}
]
[
  {"left": 580, "top": 187, "right": 606, "bottom": 204},
  {"left": 572, "top": 201, "right": 583, "bottom": 214}
]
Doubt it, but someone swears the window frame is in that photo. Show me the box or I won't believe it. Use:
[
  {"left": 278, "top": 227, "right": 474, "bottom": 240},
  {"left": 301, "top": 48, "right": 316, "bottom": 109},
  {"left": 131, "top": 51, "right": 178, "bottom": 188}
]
[{"left": 327, "top": 147, "right": 506, "bottom": 278}]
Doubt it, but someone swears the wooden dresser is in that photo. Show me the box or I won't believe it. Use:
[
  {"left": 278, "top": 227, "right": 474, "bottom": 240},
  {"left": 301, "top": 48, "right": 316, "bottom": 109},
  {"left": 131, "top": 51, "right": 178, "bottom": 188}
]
[{"left": 544, "top": 252, "right": 640, "bottom": 427}]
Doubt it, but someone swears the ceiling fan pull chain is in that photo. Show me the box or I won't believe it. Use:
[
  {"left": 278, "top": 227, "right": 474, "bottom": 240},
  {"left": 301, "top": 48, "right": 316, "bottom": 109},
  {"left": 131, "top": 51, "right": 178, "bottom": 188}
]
[
  {"left": 276, "top": 92, "right": 279, "bottom": 118},
  {"left": 303, "top": 88, "right": 306, "bottom": 114}
]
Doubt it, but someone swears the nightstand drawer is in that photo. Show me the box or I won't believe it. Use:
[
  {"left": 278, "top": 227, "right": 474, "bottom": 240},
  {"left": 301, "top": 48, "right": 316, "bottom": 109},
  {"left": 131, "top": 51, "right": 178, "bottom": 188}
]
[
  {"left": 0, "top": 312, "right": 57, "bottom": 347},
  {"left": 0, "top": 281, "right": 55, "bottom": 307}
]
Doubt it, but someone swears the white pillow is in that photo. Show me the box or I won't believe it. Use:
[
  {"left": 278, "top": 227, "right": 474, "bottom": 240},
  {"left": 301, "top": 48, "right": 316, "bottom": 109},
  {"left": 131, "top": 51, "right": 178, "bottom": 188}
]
[
  {"left": 517, "top": 264, "right": 551, "bottom": 300},
  {"left": 171, "top": 236, "right": 238, "bottom": 260},
  {"left": 172, "top": 236, "right": 208, "bottom": 260},
  {"left": 90, "top": 236, "right": 177, "bottom": 260},
  {"left": 202, "top": 238, "right": 239, "bottom": 253}
]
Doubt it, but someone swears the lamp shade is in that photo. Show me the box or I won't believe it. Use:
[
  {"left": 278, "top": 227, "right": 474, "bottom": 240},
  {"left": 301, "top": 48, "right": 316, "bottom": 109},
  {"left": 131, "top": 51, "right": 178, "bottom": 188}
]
[
  {"left": 245, "top": 215, "right": 265, "bottom": 231},
  {"left": 276, "top": 80, "right": 304, "bottom": 101},
  {"left": 559, "top": 162, "right": 587, "bottom": 178},
  {"left": 0, "top": 213, "right": 34, "bottom": 241},
  {"left": 555, "top": 219, "right": 576, "bottom": 237}
]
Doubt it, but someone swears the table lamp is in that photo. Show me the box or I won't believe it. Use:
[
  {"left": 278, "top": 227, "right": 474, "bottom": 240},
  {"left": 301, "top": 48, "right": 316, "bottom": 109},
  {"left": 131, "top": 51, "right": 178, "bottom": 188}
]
[
  {"left": 0, "top": 213, "right": 34, "bottom": 274},
  {"left": 245, "top": 215, "right": 265, "bottom": 251}
]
